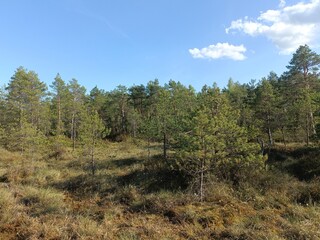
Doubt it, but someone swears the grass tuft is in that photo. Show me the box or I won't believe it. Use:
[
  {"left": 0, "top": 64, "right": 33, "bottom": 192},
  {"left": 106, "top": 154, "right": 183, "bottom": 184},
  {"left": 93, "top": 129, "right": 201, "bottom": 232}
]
[{"left": 1, "top": 141, "right": 320, "bottom": 239}]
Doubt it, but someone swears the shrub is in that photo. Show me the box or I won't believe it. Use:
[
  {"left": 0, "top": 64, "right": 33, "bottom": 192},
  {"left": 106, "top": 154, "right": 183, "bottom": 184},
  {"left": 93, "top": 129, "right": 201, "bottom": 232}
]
[{"left": 116, "top": 185, "right": 142, "bottom": 205}]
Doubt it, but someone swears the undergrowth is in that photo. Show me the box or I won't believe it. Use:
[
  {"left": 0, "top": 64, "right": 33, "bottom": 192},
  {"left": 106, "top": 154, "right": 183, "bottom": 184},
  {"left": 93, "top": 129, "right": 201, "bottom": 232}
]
[{"left": 1, "top": 143, "right": 320, "bottom": 239}]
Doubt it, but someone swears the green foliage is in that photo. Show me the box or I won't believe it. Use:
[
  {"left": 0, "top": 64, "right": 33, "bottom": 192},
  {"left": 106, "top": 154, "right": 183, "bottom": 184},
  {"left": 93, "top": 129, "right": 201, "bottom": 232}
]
[
  {"left": 79, "top": 109, "right": 105, "bottom": 145},
  {"left": 282, "top": 45, "right": 320, "bottom": 144},
  {"left": 0, "top": 45, "right": 319, "bottom": 200},
  {"left": 102, "top": 85, "right": 130, "bottom": 139},
  {"left": 6, "top": 118, "right": 47, "bottom": 157},
  {"left": 225, "top": 79, "right": 256, "bottom": 129},
  {"left": 50, "top": 73, "right": 69, "bottom": 136},
  {"left": 176, "top": 86, "right": 264, "bottom": 200},
  {"left": 48, "top": 135, "right": 73, "bottom": 160},
  {"left": 79, "top": 109, "right": 106, "bottom": 175},
  {"left": 287, "top": 44, "right": 320, "bottom": 75},
  {"left": 254, "top": 75, "right": 281, "bottom": 146},
  {"left": 6, "top": 67, "right": 48, "bottom": 130},
  {"left": 2, "top": 45, "right": 320, "bottom": 240}
]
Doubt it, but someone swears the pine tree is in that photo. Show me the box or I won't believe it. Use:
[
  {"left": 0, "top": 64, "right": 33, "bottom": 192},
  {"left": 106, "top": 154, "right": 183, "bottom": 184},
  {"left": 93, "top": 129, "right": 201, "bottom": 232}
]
[
  {"left": 6, "top": 67, "right": 47, "bottom": 130},
  {"left": 146, "top": 80, "right": 197, "bottom": 161},
  {"left": 67, "top": 79, "right": 86, "bottom": 150},
  {"left": 50, "top": 73, "right": 68, "bottom": 136},
  {"left": 7, "top": 116, "right": 46, "bottom": 158},
  {"left": 79, "top": 109, "right": 105, "bottom": 175},
  {"left": 89, "top": 86, "right": 106, "bottom": 113},
  {"left": 255, "top": 76, "right": 279, "bottom": 147},
  {"left": 102, "top": 85, "right": 130, "bottom": 139},
  {"left": 155, "top": 87, "right": 172, "bottom": 160},
  {"left": 177, "top": 86, "right": 263, "bottom": 201},
  {"left": 0, "top": 86, "right": 6, "bottom": 146},
  {"left": 224, "top": 79, "right": 258, "bottom": 139},
  {"left": 285, "top": 45, "right": 320, "bottom": 144},
  {"left": 129, "top": 84, "right": 147, "bottom": 115}
]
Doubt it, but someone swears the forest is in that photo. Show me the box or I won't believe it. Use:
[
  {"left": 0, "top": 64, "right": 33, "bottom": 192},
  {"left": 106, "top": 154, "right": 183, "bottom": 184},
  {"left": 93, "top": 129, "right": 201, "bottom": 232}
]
[{"left": 0, "top": 45, "right": 320, "bottom": 239}]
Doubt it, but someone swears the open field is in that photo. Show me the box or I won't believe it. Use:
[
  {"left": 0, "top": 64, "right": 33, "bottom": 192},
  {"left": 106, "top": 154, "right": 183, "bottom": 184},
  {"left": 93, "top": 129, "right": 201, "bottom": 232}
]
[{"left": 1, "top": 141, "right": 320, "bottom": 239}]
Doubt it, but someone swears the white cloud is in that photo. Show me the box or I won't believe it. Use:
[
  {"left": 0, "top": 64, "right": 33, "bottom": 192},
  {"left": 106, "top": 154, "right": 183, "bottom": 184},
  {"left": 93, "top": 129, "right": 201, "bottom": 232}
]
[
  {"left": 226, "top": 0, "right": 320, "bottom": 54},
  {"left": 189, "top": 43, "right": 247, "bottom": 61},
  {"left": 259, "top": 10, "right": 281, "bottom": 22},
  {"left": 279, "top": 0, "right": 286, "bottom": 8}
]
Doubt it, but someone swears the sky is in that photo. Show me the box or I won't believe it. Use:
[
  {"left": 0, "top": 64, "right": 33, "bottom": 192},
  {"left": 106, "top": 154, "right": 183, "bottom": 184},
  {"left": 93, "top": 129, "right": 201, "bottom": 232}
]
[{"left": 0, "top": 0, "right": 320, "bottom": 92}]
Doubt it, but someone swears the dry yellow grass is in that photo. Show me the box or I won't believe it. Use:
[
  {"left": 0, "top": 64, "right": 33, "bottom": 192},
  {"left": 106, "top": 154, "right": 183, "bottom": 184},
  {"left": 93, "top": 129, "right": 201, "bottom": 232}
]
[{"left": 1, "top": 141, "right": 320, "bottom": 239}]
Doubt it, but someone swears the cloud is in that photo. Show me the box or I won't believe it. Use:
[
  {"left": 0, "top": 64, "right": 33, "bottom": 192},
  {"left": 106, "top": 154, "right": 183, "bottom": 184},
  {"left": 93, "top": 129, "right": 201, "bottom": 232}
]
[
  {"left": 279, "top": 0, "right": 286, "bottom": 8},
  {"left": 189, "top": 43, "right": 247, "bottom": 61},
  {"left": 226, "top": 0, "right": 320, "bottom": 54}
]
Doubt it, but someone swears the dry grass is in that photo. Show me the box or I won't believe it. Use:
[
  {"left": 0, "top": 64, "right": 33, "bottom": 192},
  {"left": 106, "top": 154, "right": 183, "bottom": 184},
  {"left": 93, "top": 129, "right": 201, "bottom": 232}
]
[
  {"left": 0, "top": 148, "right": 23, "bottom": 162},
  {"left": 1, "top": 141, "right": 320, "bottom": 239}
]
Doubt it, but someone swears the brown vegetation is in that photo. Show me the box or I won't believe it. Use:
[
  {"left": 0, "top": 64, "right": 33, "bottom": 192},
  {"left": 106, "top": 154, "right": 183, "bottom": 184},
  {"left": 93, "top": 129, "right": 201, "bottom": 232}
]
[{"left": 1, "top": 141, "right": 320, "bottom": 239}]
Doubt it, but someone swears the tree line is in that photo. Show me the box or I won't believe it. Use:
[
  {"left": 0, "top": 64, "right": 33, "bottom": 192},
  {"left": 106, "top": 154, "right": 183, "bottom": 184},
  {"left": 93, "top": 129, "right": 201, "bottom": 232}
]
[{"left": 0, "top": 45, "right": 319, "bottom": 199}]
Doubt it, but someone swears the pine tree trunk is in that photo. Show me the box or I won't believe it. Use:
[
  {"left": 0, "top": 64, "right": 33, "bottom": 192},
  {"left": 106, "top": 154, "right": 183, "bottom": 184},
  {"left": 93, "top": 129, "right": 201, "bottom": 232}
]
[
  {"left": 268, "top": 127, "right": 273, "bottom": 146},
  {"left": 163, "top": 132, "right": 167, "bottom": 160},
  {"left": 71, "top": 113, "right": 76, "bottom": 151},
  {"left": 91, "top": 127, "right": 96, "bottom": 175},
  {"left": 57, "top": 95, "right": 61, "bottom": 136},
  {"left": 19, "top": 103, "right": 23, "bottom": 130},
  {"left": 310, "top": 111, "right": 316, "bottom": 135},
  {"left": 199, "top": 137, "right": 207, "bottom": 202},
  {"left": 132, "top": 119, "right": 136, "bottom": 138},
  {"left": 91, "top": 147, "right": 95, "bottom": 175},
  {"left": 121, "top": 102, "right": 126, "bottom": 134},
  {"left": 306, "top": 116, "right": 310, "bottom": 146},
  {"left": 19, "top": 107, "right": 24, "bottom": 155},
  {"left": 266, "top": 113, "right": 273, "bottom": 146},
  {"left": 258, "top": 138, "right": 265, "bottom": 155},
  {"left": 304, "top": 69, "right": 316, "bottom": 141},
  {"left": 147, "top": 137, "right": 151, "bottom": 161},
  {"left": 200, "top": 158, "right": 204, "bottom": 202}
]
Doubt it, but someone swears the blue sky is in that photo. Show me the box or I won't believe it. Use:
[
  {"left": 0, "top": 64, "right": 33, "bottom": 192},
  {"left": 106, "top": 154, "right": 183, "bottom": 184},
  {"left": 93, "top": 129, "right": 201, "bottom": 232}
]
[{"left": 1, "top": 0, "right": 319, "bottom": 92}]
